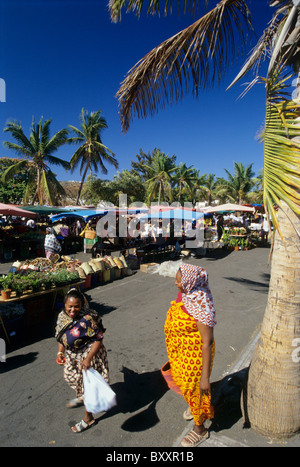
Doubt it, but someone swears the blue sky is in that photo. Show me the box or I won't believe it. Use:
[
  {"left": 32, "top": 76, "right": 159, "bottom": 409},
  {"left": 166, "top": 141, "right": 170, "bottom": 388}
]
[{"left": 0, "top": 0, "right": 273, "bottom": 184}]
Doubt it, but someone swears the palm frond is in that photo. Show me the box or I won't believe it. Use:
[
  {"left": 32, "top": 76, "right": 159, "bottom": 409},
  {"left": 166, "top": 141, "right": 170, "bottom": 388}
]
[
  {"left": 3, "top": 121, "right": 35, "bottom": 155},
  {"left": 109, "top": 0, "right": 209, "bottom": 22},
  {"left": 1, "top": 159, "right": 29, "bottom": 183},
  {"left": 45, "top": 170, "right": 66, "bottom": 196},
  {"left": 227, "top": 7, "right": 281, "bottom": 90},
  {"left": 267, "top": 3, "right": 299, "bottom": 76},
  {"left": 45, "top": 154, "right": 71, "bottom": 170},
  {"left": 116, "top": 0, "right": 253, "bottom": 131},
  {"left": 40, "top": 169, "right": 54, "bottom": 205},
  {"left": 68, "top": 125, "right": 86, "bottom": 141},
  {"left": 93, "top": 141, "right": 119, "bottom": 167},
  {"left": 45, "top": 128, "right": 69, "bottom": 155},
  {"left": 3, "top": 142, "right": 33, "bottom": 158},
  {"left": 30, "top": 117, "right": 43, "bottom": 152},
  {"left": 263, "top": 68, "right": 300, "bottom": 235},
  {"left": 40, "top": 118, "right": 52, "bottom": 152},
  {"left": 23, "top": 171, "right": 37, "bottom": 205},
  {"left": 69, "top": 146, "right": 87, "bottom": 170}
]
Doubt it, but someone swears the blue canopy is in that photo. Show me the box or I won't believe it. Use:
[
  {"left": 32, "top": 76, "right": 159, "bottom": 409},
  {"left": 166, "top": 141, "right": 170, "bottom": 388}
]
[
  {"left": 50, "top": 209, "right": 109, "bottom": 222},
  {"left": 139, "top": 209, "right": 203, "bottom": 221},
  {"left": 50, "top": 207, "right": 149, "bottom": 223}
]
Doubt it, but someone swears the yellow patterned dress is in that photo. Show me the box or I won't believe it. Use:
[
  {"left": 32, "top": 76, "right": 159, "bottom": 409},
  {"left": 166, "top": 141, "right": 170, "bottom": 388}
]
[{"left": 163, "top": 296, "right": 215, "bottom": 426}]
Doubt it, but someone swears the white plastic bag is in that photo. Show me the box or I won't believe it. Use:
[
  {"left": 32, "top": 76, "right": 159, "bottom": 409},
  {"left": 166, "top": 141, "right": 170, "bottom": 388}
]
[{"left": 83, "top": 368, "right": 117, "bottom": 414}]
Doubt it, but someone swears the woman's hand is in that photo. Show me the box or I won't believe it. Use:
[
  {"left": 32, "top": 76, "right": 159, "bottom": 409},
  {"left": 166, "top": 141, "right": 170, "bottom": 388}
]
[
  {"left": 56, "top": 351, "right": 65, "bottom": 365},
  {"left": 200, "top": 376, "right": 211, "bottom": 396},
  {"left": 81, "top": 356, "right": 92, "bottom": 371},
  {"left": 81, "top": 341, "right": 102, "bottom": 371}
]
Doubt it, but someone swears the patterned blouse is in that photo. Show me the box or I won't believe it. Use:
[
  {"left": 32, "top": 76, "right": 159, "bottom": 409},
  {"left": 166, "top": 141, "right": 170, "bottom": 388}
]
[
  {"left": 58, "top": 314, "right": 103, "bottom": 350},
  {"left": 44, "top": 233, "right": 61, "bottom": 253}
]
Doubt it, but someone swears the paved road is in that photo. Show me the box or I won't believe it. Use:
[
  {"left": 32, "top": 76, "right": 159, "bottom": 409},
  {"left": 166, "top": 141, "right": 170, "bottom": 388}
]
[{"left": 0, "top": 247, "right": 299, "bottom": 448}]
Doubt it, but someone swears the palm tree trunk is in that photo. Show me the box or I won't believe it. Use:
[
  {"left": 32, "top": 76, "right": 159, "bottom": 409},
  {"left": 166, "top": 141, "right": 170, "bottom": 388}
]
[
  {"left": 76, "top": 163, "right": 90, "bottom": 205},
  {"left": 246, "top": 202, "right": 300, "bottom": 438},
  {"left": 31, "top": 168, "right": 41, "bottom": 205}
]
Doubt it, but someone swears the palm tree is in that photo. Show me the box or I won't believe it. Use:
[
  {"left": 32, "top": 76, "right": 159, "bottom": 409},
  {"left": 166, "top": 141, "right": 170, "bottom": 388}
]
[
  {"left": 248, "top": 169, "right": 263, "bottom": 204},
  {"left": 143, "top": 149, "right": 175, "bottom": 204},
  {"left": 216, "top": 162, "right": 255, "bottom": 204},
  {"left": 245, "top": 67, "right": 300, "bottom": 438},
  {"left": 173, "top": 162, "right": 196, "bottom": 202},
  {"left": 2, "top": 117, "right": 70, "bottom": 205},
  {"left": 68, "top": 109, "right": 118, "bottom": 204},
  {"left": 109, "top": 0, "right": 300, "bottom": 438},
  {"left": 189, "top": 169, "right": 208, "bottom": 205},
  {"left": 201, "top": 173, "right": 219, "bottom": 205}
]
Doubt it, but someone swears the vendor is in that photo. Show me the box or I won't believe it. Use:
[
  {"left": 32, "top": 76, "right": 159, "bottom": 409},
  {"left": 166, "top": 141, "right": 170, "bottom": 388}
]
[
  {"left": 217, "top": 215, "right": 224, "bottom": 241},
  {"left": 44, "top": 227, "right": 62, "bottom": 260},
  {"left": 141, "top": 219, "right": 156, "bottom": 242}
]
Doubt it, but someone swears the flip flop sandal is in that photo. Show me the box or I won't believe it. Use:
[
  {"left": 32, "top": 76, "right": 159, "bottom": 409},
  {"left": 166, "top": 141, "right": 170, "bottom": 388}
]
[
  {"left": 71, "top": 419, "right": 95, "bottom": 433},
  {"left": 181, "top": 429, "right": 209, "bottom": 447},
  {"left": 183, "top": 407, "right": 193, "bottom": 420}
]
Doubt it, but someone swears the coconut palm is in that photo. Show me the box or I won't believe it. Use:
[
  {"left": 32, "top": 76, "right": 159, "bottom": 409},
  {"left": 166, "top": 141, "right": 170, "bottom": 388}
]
[
  {"left": 245, "top": 67, "right": 300, "bottom": 438},
  {"left": 68, "top": 109, "right": 118, "bottom": 204},
  {"left": 189, "top": 169, "right": 208, "bottom": 205},
  {"left": 143, "top": 149, "right": 175, "bottom": 204},
  {"left": 109, "top": 0, "right": 300, "bottom": 438},
  {"left": 173, "top": 162, "right": 196, "bottom": 201},
  {"left": 248, "top": 170, "right": 263, "bottom": 204},
  {"left": 2, "top": 117, "right": 70, "bottom": 205},
  {"left": 216, "top": 162, "right": 256, "bottom": 204},
  {"left": 201, "top": 173, "right": 220, "bottom": 205}
]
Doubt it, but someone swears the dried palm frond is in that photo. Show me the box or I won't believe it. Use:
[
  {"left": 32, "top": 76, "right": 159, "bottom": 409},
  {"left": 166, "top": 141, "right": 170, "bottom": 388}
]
[
  {"left": 116, "top": 0, "right": 253, "bottom": 131},
  {"left": 227, "top": 13, "right": 280, "bottom": 89},
  {"left": 109, "top": 0, "right": 208, "bottom": 22},
  {"left": 229, "top": 1, "right": 300, "bottom": 89}
]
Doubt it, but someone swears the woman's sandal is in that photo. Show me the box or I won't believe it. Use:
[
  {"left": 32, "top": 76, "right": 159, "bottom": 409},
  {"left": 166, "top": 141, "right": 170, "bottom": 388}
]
[
  {"left": 71, "top": 419, "right": 95, "bottom": 433},
  {"left": 183, "top": 407, "right": 193, "bottom": 421},
  {"left": 181, "top": 429, "right": 209, "bottom": 447}
]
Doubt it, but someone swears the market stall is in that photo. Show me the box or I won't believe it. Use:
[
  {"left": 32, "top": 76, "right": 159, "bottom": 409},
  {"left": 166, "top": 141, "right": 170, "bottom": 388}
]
[
  {"left": 50, "top": 207, "right": 149, "bottom": 255},
  {"left": 0, "top": 203, "right": 38, "bottom": 218},
  {"left": 0, "top": 253, "right": 132, "bottom": 344},
  {"left": 203, "top": 203, "right": 255, "bottom": 214},
  {"left": 135, "top": 208, "right": 204, "bottom": 260},
  {"left": 0, "top": 204, "right": 41, "bottom": 261}
]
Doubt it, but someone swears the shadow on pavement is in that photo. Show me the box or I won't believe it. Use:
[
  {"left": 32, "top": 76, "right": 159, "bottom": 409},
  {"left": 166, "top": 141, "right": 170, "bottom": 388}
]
[
  {"left": 96, "top": 366, "right": 168, "bottom": 432},
  {"left": 210, "top": 367, "right": 249, "bottom": 433},
  {"left": 0, "top": 351, "right": 39, "bottom": 373}
]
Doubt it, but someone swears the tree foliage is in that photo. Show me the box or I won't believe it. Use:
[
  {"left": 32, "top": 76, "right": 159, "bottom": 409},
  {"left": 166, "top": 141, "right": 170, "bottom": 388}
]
[{"left": 2, "top": 117, "right": 69, "bottom": 205}]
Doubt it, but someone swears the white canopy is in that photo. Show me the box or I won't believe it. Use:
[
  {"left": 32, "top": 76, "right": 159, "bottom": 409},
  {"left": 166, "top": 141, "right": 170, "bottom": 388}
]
[{"left": 203, "top": 203, "right": 255, "bottom": 213}]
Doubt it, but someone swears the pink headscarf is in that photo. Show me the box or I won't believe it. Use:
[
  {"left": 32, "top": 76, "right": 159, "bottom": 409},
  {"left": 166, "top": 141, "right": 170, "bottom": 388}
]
[{"left": 180, "top": 263, "right": 216, "bottom": 328}]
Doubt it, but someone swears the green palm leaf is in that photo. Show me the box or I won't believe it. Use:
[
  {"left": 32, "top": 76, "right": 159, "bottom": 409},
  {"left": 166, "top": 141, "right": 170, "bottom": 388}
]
[
  {"left": 23, "top": 170, "right": 37, "bottom": 205},
  {"left": 68, "top": 108, "right": 118, "bottom": 204},
  {"left": 3, "top": 117, "right": 69, "bottom": 205},
  {"left": 1, "top": 159, "right": 29, "bottom": 183},
  {"left": 263, "top": 68, "right": 300, "bottom": 234},
  {"left": 40, "top": 169, "right": 54, "bottom": 205},
  {"left": 144, "top": 150, "right": 175, "bottom": 203}
]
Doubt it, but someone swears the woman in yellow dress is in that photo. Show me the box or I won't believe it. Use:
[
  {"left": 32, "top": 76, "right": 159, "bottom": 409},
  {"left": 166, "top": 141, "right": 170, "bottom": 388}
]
[{"left": 163, "top": 263, "right": 216, "bottom": 447}]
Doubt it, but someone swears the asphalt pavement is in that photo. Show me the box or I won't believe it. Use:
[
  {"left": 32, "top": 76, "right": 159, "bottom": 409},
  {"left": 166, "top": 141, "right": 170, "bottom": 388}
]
[{"left": 0, "top": 246, "right": 299, "bottom": 448}]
